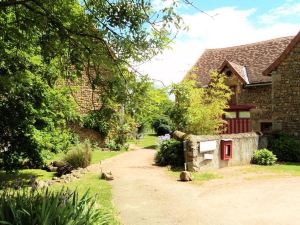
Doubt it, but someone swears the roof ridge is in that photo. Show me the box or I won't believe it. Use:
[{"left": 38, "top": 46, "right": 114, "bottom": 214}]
[{"left": 204, "top": 36, "right": 294, "bottom": 51}]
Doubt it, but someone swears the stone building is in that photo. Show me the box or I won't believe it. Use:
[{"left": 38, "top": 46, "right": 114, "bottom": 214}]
[
  {"left": 263, "top": 31, "right": 300, "bottom": 138},
  {"left": 66, "top": 72, "right": 101, "bottom": 114},
  {"left": 185, "top": 36, "right": 294, "bottom": 134}
]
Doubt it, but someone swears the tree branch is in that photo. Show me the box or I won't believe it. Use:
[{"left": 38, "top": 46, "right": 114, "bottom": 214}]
[{"left": 0, "top": 0, "right": 30, "bottom": 8}]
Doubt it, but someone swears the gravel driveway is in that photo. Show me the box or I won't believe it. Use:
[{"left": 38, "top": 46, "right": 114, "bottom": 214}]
[{"left": 100, "top": 148, "right": 300, "bottom": 225}]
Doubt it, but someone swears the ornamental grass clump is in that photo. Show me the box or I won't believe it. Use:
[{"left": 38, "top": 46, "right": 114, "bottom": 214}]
[
  {"left": 0, "top": 188, "right": 109, "bottom": 225},
  {"left": 252, "top": 148, "right": 277, "bottom": 166},
  {"left": 63, "top": 142, "right": 92, "bottom": 169}
]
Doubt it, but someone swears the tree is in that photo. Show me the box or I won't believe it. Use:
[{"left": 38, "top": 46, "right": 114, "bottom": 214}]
[
  {"left": 0, "top": 0, "right": 183, "bottom": 170},
  {"left": 169, "top": 71, "right": 232, "bottom": 135}
]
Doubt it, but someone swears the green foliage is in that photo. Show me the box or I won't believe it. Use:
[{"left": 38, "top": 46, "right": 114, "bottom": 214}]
[
  {"left": 0, "top": 72, "right": 77, "bottom": 172},
  {"left": 63, "top": 142, "right": 92, "bottom": 169},
  {"left": 82, "top": 109, "right": 113, "bottom": 137},
  {"left": 105, "top": 140, "right": 129, "bottom": 151},
  {"left": 0, "top": 188, "right": 108, "bottom": 225},
  {"left": 151, "top": 117, "right": 172, "bottom": 136},
  {"left": 0, "top": 0, "right": 183, "bottom": 171},
  {"left": 252, "top": 149, "right": 277, "bottom": 166},
  {"left": 169, "top": 71, "right": 232, "bottom": 134},
  {"left": 269, "top": 133, "right": 300, "bottom": 162},
  {"left": 155, "top": 139, "right": 184, "bottom": 167}
]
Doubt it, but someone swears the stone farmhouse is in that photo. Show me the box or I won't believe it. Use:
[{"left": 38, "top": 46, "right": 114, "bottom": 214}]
[
  {"left": 263, "top": 31, "right": 300, "bottom": 138},
  {"left": 185, "top": 34, "right": 297, "bottom": 135}
]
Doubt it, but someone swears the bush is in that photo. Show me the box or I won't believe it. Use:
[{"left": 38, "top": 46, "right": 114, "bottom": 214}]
[
  {"left": 0, "top": 73, "right": 78, "bottom": 172},
  {"left": 0, "top": 188, "right": 109, "bottom": 225},
  {"left": 252, "top": 149, "right": 277, "bottom": 165},
  {"left": 105, "top": 139, "right": 129, "bottom": 151},
  {"left": 82, "top": 110, "right": 112, "bottom": 137},
  {"left": 269, "top": 133, "right": 300, "bottom": 162},
  {"left": 151, "top": 117, "right": 172, "bottom": 136},
  {"left": 155, "top": 139, "right": 184, "bottom": 167},
  {"left": 63, "top": 142, "right": 92, "bottom": 169}
]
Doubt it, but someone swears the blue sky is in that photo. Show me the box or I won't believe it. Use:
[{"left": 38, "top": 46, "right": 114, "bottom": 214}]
[{"left": 138, "top": 0, "right": 300, "bottom": 85}]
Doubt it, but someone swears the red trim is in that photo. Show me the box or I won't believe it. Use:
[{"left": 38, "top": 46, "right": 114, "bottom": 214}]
[
  {"left": 226, "top": 104, "right": 255, "bottom": 111},
  {"left": 221, "top": 140, "right": 232, "bottom": 160}
]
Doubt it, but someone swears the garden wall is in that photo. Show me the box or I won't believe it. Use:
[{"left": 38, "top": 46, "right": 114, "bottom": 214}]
[{"left": 183, "top": 132, "right": 260, "bottom": 171}]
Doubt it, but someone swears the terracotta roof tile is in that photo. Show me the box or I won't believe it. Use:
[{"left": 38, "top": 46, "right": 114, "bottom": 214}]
[
  {"left": 219, "top": 60, "right": 249, "bottom": 84},
  {"left": 185, "top": 36, "right": 294, "bottom": 85}
]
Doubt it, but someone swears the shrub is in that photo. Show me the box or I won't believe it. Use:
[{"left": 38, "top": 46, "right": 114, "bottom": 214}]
[
  {"left": 151, "top": 117, "right": 172, "bottom": 136},
  {"left": 82, "top": 110, "right": 112, "bottom": 137},
  {"left": 105, "top": 139, "right": 129, "bottom": 151},
  {"left": 63, "top": 142, "right": 92, "bottom": 169},
  {"left": 0, "top": 188, "right": 109, "bottom": 225},
  {"left": 268, "top": 133, "right": 300, "bottom": 162},
  {"left": 252, "top": 149, "right": 277, "bottom": 165},
  {"left": 0, "top": 72, "right": 78, "bottom": 172},
  {"left": 155, "top": 139, "right": 184, "bottom": 167}
]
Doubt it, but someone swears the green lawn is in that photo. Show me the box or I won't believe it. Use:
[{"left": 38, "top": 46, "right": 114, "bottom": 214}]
[
  {"left": 50, "top": 173, "right": 119, "bottom": 225},
  {"left": 91, "top": 149, "right": 124, "bottom": 164},
  {"left": 0, "top": 150, "right": 124, "bottom": 188},
  {"left": 130, "top": 133, "right": 158, "bottom": 149},
  {"left": 244, "top": 163, "right": 300, "bottom": 176}
]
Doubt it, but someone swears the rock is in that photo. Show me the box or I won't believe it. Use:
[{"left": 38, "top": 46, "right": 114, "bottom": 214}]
[
  {"left": 100, "top": 171, "right": 114, "bottom": 181},
  {"left": 56, "top": 164, "right": 73, "bottom": 177},
  {"left": 36, "top": 180, "right": 49, "bottom": 188},
  {"left": 46, "top": 166, "right": 58, "bottom": 172},
  {"left": 52, "top": 176, "right": 59, "bottom": 180},
  {"left": 179, "top": 171, "right": 192, "bottom": 182},
  {"left": 52, "top": 160, "right": 67, "bottom": 168}
]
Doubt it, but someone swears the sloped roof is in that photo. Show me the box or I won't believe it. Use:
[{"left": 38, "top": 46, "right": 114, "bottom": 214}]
[
  {"left": 263, "top": 31, "right": 300, "bottom": 76},
  {"left": 185, "top": 36, "right": 294, "bottom": 85},
  {"left": 219, "top": 60, "right": 249, "bottom": 84}
]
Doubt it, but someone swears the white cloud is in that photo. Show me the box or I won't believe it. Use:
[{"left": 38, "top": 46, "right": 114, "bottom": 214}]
[
  {"left": 137, "top": 6, "right": 300, "bottom": 85},
  {"left": 260, "top": 0, "right": 300, "bottom": 24}
]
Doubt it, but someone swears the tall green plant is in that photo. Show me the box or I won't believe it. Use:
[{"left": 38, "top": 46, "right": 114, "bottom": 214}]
[
  {"left": 170, "top": 71, "right": 231, "bottom": 134},
  {"left": 0, "top": 188, "right": 109, "bottom": 225}
]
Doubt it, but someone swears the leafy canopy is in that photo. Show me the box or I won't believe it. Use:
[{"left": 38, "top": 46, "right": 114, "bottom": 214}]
[
  {"left": 170, "top": 71, "right": 232, "bottom": 135},
  {"left": 0, "top": 0, "right": 184, "bottom": 170}
]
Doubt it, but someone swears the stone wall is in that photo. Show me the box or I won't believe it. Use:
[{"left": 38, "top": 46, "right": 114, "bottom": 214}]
[
  {"left": 66, "top": 73, "right": 101, "bottom": 114},
  {"left": 271, "top": 41, "right": 300, "bottom": 137},
  {"left": 184, "top": 132, "right": 259, "bottom": 171},
  {"left": 239, "top": 85, "right": 272, "bottom": 131},
  {"left": 225, "top": 71, "right": 272, "bottom": 132},
  {"left": 68, "top": 123, "right": 105, "bottom": 146}
]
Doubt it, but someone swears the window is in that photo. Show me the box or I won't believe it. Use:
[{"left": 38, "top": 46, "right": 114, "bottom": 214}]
[
  {"left": 239, "top": 111, "right": 251, "bottom": 119},
  {"left": 261, "top": 122, "right": 272, "bottom": 133},
  {"left": 225, "top": 112, "right": 237, "bottom": 119}
]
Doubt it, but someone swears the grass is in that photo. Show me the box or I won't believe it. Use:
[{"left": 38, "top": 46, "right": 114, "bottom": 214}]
[
  {"left": 49, "top": 173, "right": 119, "bottom": 225},
  {"left": 167, "top": 169, "right": 222, "bottom": 184},
  {"left": 0, "top": 149, "right": 124, "bottom": 188},
  {"left": 91, "top": 149, "right": 124, "bottom": 164},
  {"left": 0, "top": 169, "right": 55, "bottom": 189},
  {"left": 244, "top": 163, "right": 300, "bottom": 176},
  {"left": 130, "top": 133, "right": 158, "bottom": 149}
]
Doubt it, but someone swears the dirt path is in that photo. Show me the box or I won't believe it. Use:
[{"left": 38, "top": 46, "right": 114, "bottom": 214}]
[{"left": 100, "top": 149, "right": 300, "bottom": 225}]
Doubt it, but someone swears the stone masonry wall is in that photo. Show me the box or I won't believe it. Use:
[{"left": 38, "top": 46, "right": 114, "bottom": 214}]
[
  {"left": 271, "top": 41, "right": 300, "bottom": 137},
  {"left": 184, "top": 132, "right": 259, "bottom": 171},
  {"left": 67, "top": 72, "right": 101, "bottom": 114},
  {"left": 239, "top": 85, "right": 272, "bottom": 131},
  {"left": 225, "top": 72, "right": 272, "bottom": 132}
]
